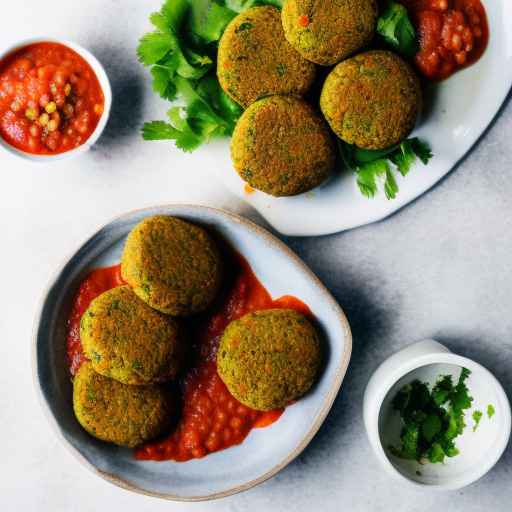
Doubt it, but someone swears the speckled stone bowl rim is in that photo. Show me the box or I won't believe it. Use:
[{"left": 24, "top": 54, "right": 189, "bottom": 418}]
[{"left": 32, "top": 204, "right": 352, "bottom": 501}]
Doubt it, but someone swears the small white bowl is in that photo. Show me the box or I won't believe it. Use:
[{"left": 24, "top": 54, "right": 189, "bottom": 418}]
[
  {"left": 363, "top": 340, "right": 511, "bottom": 490},
  {"left": 0, "top": 37, "right": 112, "bottom": 162}
]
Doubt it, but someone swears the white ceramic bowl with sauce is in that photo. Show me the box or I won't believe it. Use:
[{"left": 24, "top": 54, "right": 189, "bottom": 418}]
[
  {"left": 33, "top": 205, "right": 352, "bottom": 501},
  {"left": 363, "top": 339, "right": 511, "bottom": 490},
  {"left": 0, "top": 37, "right": 112, "bottom": 162}
]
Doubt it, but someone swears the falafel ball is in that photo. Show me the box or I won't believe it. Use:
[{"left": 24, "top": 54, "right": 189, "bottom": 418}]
[
  {"left": 121, "top": 216, "right": 223, "bottom": 316},
  {"left": 282, "top": 0, "right": 378, "bottom": 66},
  {"left": 80, "top": 286, "right": 185, "bottom": 385},
  {"left": 320, "top": 50, "right": 422, "bottom": 150},
  {"left": 73, "top": 362, "right": 174, "bottom": 448},
  {"left": 231, "top": 95, "right": 335, "bottom": 197},
  {"left": 217, "top": 6, "right": 316, "bottom": 108},
  {"left": 217, "top": 309, "right": 322, "bottom": 411}
]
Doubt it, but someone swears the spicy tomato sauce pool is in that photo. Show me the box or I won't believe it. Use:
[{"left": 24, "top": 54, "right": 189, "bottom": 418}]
[
  {"left": 0, "top": 42, "right": 105, "bottom": 154},
  {"left": 401, "top": 0, "right": 489, "bottom": 80},
  {"left": 66, "top": 252, "right": 312, "bottom": 462}
]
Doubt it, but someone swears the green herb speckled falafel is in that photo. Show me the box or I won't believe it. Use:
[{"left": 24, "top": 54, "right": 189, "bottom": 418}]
[
  {"left": 320, "top": 50, "right": 422, "bottom": 150},
  {"left": 73, "top": 362, "right": 174, "bottom": 447},
  {"left": 282, "top": 0, "right": 378, "bottom": 66},
  {"left": 217, "top": 6, "right": 316, "bottom": 108},
  {"left": 217, "top": 309, "right": 322, "bottom": 411},
  {"left": 80, "top": 286, "right": 185, "bottom": 385},
  {"left": 231, "top": 95, "right": 335, "bottom": 197},
  {"left": 121, "top": 216, "right": 223, "bottom": 316}
]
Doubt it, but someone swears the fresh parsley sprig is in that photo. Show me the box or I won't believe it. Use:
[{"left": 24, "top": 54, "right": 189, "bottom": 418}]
[{"left": 340, "top": 138, "right": 433, "bottom": 200}]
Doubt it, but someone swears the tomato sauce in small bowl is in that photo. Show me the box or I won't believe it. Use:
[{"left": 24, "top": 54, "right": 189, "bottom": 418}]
[{"left": 0, "top": 39, "right": 111, "bottom": 160}]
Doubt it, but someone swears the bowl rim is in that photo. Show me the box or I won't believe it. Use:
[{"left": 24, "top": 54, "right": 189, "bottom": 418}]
[
  {"left": 371, "top": 352, "right": 511, "bottom": 491},
  {"left": 0, "top": 36, "right": 112, "bottom": 162},
  {"left": 31, "top": 204, "right": 353, "bottom": 501}
]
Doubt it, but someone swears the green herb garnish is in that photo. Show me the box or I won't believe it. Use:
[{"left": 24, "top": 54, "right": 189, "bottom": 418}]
[
  {"left": 472, "top": 410, "right": 483, "bottom": 432},
  {"left": 487, "top": 404, "right": 495, "bottom": 419},
  {"left": 377, "top": 1, "right": 418, "bottom": 58},
  {"left": 389, "top": 368, "right": 474, "bottom": 464},
  {"left": 340, "top": 138, "right": 433, "bottom": 200}
]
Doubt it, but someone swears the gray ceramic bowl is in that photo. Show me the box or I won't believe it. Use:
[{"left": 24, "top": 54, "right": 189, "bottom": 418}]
[{"left": 33, "top": 205, "right": 352, "bottom": 501}]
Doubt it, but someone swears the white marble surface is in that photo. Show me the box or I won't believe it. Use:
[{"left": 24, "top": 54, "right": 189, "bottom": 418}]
[{"left": 1, "top": 1, "right": 511, "bottom": 510}]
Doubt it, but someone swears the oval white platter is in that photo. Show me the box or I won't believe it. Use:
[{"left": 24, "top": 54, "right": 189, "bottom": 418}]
[
  {"left": 33, "top": 205, "right": 352, "bottom": 501},
  {"left": 204, "top": 0, "right": 512, "bottom": 236}
]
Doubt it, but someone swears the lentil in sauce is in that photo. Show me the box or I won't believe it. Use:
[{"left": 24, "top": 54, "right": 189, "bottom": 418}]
[
  {"left": 0, "top": 42, "right": 104, "bottom": 154},
  {"left": 401, "top": 0, "right": 489, "bottom": 80}
]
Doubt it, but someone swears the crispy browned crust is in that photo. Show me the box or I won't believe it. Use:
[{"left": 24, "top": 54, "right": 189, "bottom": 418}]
[
  {"left": 121, "top": 216, "right": 223, "bottom": 316},
  {"left": 217, "top": 6, "right": 316, "bottom": 108},
  {"left": 320, "top": 50, "right": 422, "bottom": 149},
  {"left": 80, "top": 285, "right": 185, "bottom": 385},
  {"left": 231, "top": 95, "right": 335, "bottom": 197},
  {"left": 73, "top": 362, "right": 174, "bottom": 447},
  {"left": 217, "top": 309, "right": 322, "bottom": 411}
]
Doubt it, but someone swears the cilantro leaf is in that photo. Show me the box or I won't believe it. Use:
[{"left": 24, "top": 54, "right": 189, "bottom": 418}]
[
  {"left": 377, "top": 1, "right": 418, "bottom": 58},
  {"left": 472, "top": 410, "right": 483, "bottom": 432},
  {"left": 142, "top": 121, "right": 180, "bottom": 140},
  {"left": 355, "top": 159, "right": 389, "bottom": 199},
  {"left": 187, "top": 0, "right": 238, "bottom": 43},
  {"left": 137, "top": 32, "right": 175, "bottom": 66},
  {"left": 151, "top": 67, "right": 177, "bottom": 101},
  {"left": 487, "top": 404, "right": 495, "bottom": 419},
  {"left": 422, "top": 414, "right": 442, "bottom": 443},
  {"left": 341, "top": 138, "right": 433, "bottom": 199}
]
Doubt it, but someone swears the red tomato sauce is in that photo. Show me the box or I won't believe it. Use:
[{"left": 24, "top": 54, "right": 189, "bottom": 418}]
[
  {"left": 0, "top": 42, "right": 105, "bottom": 154},
  {"left": 400, "top": 0, "right": 489, "bottom": 80},
  {"left": 66, "top": 251, "right": 312, "bottom": 462}
]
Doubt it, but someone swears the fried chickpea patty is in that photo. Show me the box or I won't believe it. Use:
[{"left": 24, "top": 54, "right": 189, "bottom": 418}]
[
  {"left": 320, "top": 50, "right": 422, "bottom": 150},
  {"left": 121, "top": 216, "right": 223, "bottom": 316},
  {"left": 231, "top": 95, "right": 335, "bottom": 197},
  {"left": 282, "top": 0, "right": 378, "bottom": 66},
  {"left": 80, "top": 286, "right": 185, "bottom": 385},
  {"left": 73, "top": 362, "right": 174, "bottom": 448},
  {"left": 217, "top": 6, "right": 316, "bottom": 108},
  {"left": 217, "top": 309, "right": 322, "bottom": 411}
]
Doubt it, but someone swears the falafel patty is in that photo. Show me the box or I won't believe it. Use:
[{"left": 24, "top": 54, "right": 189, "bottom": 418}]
[
  {"left": 282, "top": 0, "right": 378, "bottom": 66},
  {"left": 320, "top": 50, "right": 422, "bottom": 150},
  {"left": 231, "top": 95, "right": 335, "bottom": 197},
  {"left": 80, "top": 286, "right": 185, "bottom": 385},
  {"left": 217, "top": 309, "right": 322, "bottom": 411},
  {"left": 121, "top": 216, "right": 223, "bottom": 316},
  {"left": 73, "top": 362, "right": 174, "bottom": 447},
  {"left": 217, "top": 6, "right": 316, "bottom": 108}
]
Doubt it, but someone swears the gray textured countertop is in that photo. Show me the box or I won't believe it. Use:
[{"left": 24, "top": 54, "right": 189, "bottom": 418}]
[{"left": 1, "top": 1, "right": 511, "bottom": 510}]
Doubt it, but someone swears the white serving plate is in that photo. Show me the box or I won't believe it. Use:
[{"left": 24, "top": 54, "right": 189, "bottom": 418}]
[
  {"left": 33, "top": 205, "right": 352, "bottom": 501},
  {"left": 206, "top": 0, "right": 512, "bottom": 236}
]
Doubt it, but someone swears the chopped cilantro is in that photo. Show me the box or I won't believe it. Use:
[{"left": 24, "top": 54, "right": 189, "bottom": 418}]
[
  {"left": 487, "top": 404, "right": 495, "bottom": 419},
  {"left": 472, "top": 410, "right": 483, "bottom": 432},
  {"left": 389, "top": 368, "right": 475, "bottom": 464},
  {"left": 340, "top": 138, "right": 433, "bottom": 200},
  {"left": 377, "top": 1, "right": 418, "bottom": 58}
]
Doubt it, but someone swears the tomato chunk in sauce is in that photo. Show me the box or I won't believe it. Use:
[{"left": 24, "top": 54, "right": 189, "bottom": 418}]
[
  {"left": 401, "top": 0, "right": 489, "bottom": 80},
  {"left": 67, "top": 251, "right": 313, "bottom": 462},
  {"left": 0, "top": 42, "right": 105, "bottom": 154}
]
